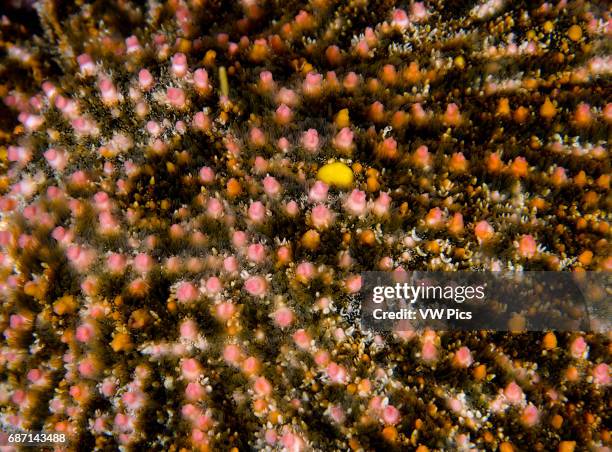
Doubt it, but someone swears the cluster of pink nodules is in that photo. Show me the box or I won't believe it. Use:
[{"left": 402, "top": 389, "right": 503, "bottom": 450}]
[{"left": 8, "top": 50, "right": 219, "bottom": 144}]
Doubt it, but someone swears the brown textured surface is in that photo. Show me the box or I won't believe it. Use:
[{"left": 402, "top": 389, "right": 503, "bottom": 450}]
[{"left": 0, "top": 1, "right": 610, "bottom": 450}]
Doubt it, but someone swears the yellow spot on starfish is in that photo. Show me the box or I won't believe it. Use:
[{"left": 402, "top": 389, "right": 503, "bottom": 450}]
[
  {"left": 540, "top": 97, "right": 557, "bottom": 119},
  {"left": 543, "top": 21, "right": 554, "bottom": 33},
  {"left": 335, "top": 109, "right": 350, "bottom": 128},
  {"left": 567, "top": 25, "right": 582, "bottom": 42},
  {"left": 317, "top": 161, "right": 354, "bottom": 188},
  {"left": 219, "top": 66, "right": 229, "bottom": 97}
]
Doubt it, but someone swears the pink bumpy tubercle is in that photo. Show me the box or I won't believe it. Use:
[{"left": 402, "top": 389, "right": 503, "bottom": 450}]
[
  {"left": 171, "top": 53, "right": 188, "bottom": 77},
  {"left": 344, "top": 190, "right": 367, "bottom": 216},
  {"left": 273, "top": 307, "right": 294, "bottom": 328},
  {"left": 248, "top": 201, "right": 266, "bottom": 223},
  {"left": 244, "top": 276, "right": 268, "bottom": 296},
  {"left": 176, "top": 282, "right": 199, "bottom": 303}
]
